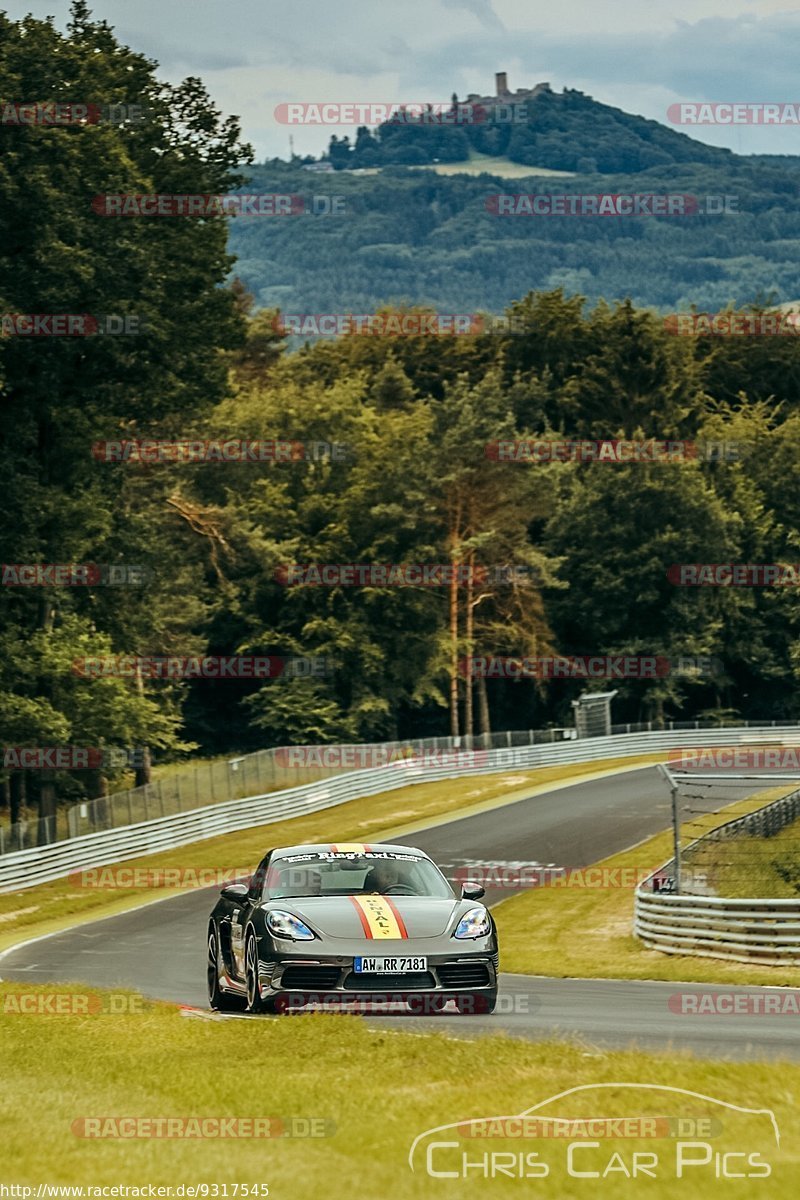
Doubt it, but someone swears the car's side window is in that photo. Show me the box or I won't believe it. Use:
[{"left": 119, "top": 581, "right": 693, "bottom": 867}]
[{"left": 248, "top": 853, "right": 272, "bottom": 902}]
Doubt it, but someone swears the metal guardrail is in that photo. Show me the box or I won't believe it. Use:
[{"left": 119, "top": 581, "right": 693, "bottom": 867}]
[
  {"left": 3, "top": 723, "right": 800, "bottom": 894},
  {"left": 635, "top": 785, "right": 800, "bottom": 965},
  {"left": 0, "top": 728, "right": 578, "bottom": 853},
  {"left": 3, "top": 717, "right": 793, "bottom": 854}
]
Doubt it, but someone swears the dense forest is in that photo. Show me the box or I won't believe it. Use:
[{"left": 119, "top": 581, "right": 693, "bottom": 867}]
[
  {"left": 230, "top": 158, "right": 800, "bottom": 315},
  {"left": 2, "top": 5, "right": 800, "bottom": 830}
]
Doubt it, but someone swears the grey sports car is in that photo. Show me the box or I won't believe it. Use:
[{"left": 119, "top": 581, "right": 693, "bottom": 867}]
[{"left": 207, "top": 841, "right": 499, "bottom": 1014}]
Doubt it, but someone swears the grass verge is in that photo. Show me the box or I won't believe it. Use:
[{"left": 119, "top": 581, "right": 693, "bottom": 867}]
[
  {"left": 686, "top": 814, "right": 800, "bottom": 899},
  {"left": 0, "top": 755, "right": 663, "bottom": 953},
  {"left": 0, "top": 984, "right": 797, "bottom": 1197},
  {"left": 496, "top": 785, "right": 800, "bottom": 987}
]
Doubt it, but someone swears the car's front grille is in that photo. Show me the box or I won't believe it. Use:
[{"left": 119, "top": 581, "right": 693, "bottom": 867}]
[
  {"left": 280, "top": 966, "right": 342, "bottom": 989},
  {"left": 343, "top": 972, "right": 436, "bottom": 990},
  {"left": 437, "top": 961, "right": 492, "bottom": 988}
]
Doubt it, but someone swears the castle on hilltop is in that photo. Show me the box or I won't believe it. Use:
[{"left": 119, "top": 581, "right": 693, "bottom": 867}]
[{"left": 464, "top": 73, "right": 552, "bottom": 106}]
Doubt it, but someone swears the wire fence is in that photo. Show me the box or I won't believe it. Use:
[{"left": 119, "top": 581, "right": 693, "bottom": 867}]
[
  {"left": 1, "top": 727, "right": 578, "bottom": 854},
  {"left": 645, "top": 784, "right": 800, "bottom": 897},
  {"left": 2, "top": 717, "right": 798, "bottom": 856}
]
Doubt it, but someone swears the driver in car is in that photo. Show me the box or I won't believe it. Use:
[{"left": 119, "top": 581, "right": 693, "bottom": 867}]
[{"left": 363, "top": 860, "right": 401, "bottom": 893}]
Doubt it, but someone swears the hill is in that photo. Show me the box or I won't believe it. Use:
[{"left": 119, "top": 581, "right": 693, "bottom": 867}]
[
  {"left": 323, "top": 77, "right": 735, "bottom": 174},
  {"left": 230, "top": 152, "right": 800, "bottom": 316}
]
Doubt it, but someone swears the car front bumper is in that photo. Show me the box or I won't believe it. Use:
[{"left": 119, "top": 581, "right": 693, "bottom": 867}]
[{"left": 257, "top": 948, "right": 499, "bottom": 1007}]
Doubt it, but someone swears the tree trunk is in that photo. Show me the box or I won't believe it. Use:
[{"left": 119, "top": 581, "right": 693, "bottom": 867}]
[
  {"left": 9, "top": 772, "right": 26, "bottom": 847},
  {"left": 653, "top": 694, "right": 665, "bottom": 730},
  {"left": 134, "top": 745, "right": 152, "bottom": 789},
  {"left": 476, "top": 673, "right": 491, "bottom": 739},
  {"left": 86, "top": 768, "right": 110, "bottom": 828},
  {"left": 464, "top": 554, "right": 474, "bottom": 741},
  {"left": 133, "top": 661, "right": 152, "bottom": 786},
  {"left": 9, "top": 773, "right": 21, "bottom": 824},
  {"left": 449, "top": 542, "right": 460, "bottom": 739},
  {"left": 36, "top": 771, "right": 57, "bottom": 846}
]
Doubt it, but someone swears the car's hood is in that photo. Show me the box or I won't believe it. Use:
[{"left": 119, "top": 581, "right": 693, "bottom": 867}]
[{"left": 264, "top": 895, "right": 471, "bottom": 940}]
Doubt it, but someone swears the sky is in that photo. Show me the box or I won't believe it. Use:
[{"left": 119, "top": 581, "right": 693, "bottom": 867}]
[{"left": 4, "top": 0, "right": 800, "bottom": 160}]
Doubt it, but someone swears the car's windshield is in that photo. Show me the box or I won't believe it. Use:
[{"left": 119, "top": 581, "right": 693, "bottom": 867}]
[{"left": 265, "top": 852, "right": 453, "bottom": 899}]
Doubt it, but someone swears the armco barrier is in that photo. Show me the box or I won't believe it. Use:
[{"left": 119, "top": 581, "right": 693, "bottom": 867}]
[
  {"left": 635, "top": 893, "right": 800, "bottom": 966},
  {"left": 2, "top": 724, "right": 799, "bottom": 894},
  {"left": 635, "top": 785, "right": 800, "bottom": 965},
  {"left": 2, "top": 728, "right": 578, "bottom": 851}
]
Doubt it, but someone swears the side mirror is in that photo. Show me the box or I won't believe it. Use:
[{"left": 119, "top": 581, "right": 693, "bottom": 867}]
[
  {"left": 461, "top": 881, "right": 486, "bottom": 901},
  {"left": 221, "top": 883, "right": 249, "bottom": 904}
]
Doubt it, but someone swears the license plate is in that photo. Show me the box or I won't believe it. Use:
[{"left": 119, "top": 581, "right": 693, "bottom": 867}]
[{"left": 354, "top": 956, "right": 427, "bottom": 973}]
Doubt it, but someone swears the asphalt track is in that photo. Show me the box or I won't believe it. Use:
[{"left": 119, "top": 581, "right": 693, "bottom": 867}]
[{"left": 3, "top": 766, "right": 799, "bottom": 1060}]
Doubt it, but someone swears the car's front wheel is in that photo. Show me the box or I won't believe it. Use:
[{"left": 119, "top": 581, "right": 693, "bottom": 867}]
[
  {"left": 207, "top": 926, "right": 245, "bottom": 1012},
  {"left": 245, "top": 932, "right": 271, "bottom": 1014}
]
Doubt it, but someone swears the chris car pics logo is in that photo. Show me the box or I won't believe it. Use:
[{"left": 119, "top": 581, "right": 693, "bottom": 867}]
[{"left": 409, "top": 1084, "right": 778, "bottom": 1181}]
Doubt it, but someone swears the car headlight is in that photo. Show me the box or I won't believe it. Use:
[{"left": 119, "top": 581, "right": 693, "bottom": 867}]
[
  {"left": 266, "top": 910, "right": 316, "bottom": 941},
  {"left": 454, "top": 906, "right": 491, "bottom": 939}
]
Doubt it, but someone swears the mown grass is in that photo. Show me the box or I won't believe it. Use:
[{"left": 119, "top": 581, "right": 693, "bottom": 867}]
[
  {"left": 1, "top": 983, "right": 797, "bottom": 1198},
  {"left": 497, "top": 785, "right": 800, "bottom": 987},
  {"left": 0, "top": 755, "right": 663, "bottom": 952},
  {"left": 412, "top": 154, "right": 576, "bottom": 178},
  {"left": 686, "top": 815, "right": 800, "bottom": 899}
]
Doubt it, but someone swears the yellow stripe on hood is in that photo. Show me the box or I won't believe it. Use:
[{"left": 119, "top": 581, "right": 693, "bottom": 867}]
[{"left": 350, "top": 894, "right": 408, "bottom": 939}]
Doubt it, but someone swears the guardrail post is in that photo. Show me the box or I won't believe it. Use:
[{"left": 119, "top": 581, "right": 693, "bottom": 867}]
[{"left": 657, "top": 763, "right": 681, "bottom": 894}]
